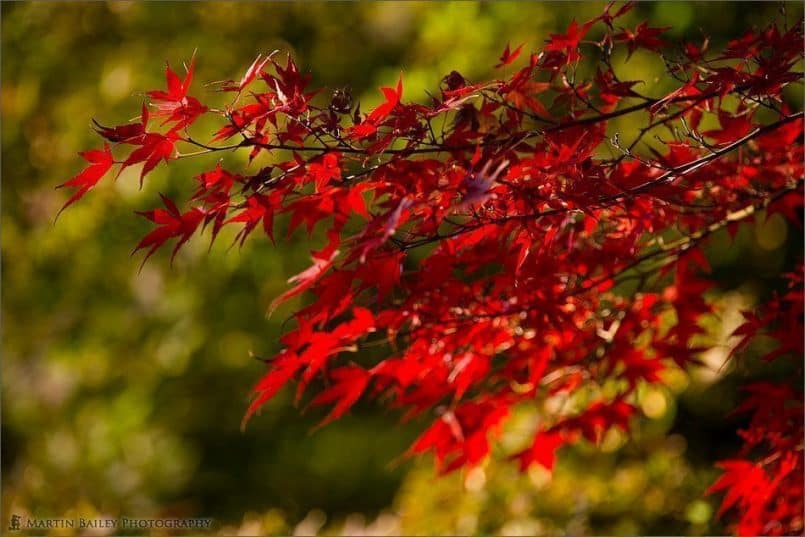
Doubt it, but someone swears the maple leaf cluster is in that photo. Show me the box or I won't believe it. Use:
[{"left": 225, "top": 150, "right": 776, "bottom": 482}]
[
  {"left": 59, "top": 4, "right": 803, "bottom": 534},
  {"left": 706, "top": 267, "right": 804, "bottom": 536}
]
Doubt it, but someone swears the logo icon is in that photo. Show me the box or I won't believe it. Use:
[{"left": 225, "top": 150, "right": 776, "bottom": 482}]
[{"left": 9, "top": 514, "right": 21, "bottom": 531}]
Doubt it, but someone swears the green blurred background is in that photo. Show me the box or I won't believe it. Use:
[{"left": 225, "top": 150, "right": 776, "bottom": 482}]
[{"left": 2, "top": 2, "right": 801, "bottom": 535}]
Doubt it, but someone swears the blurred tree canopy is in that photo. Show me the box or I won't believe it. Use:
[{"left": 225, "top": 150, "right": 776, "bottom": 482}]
[{"left": 2, "top": 2, "right": 800, "bottom": 535}]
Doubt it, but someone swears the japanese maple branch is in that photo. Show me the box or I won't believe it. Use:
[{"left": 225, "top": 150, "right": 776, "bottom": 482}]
[
  {"left": 395, "top": 111, "right": 803, "bottom": 251},
  {"left": 176, "top": 84, "right": 760, "bottom": 159}
]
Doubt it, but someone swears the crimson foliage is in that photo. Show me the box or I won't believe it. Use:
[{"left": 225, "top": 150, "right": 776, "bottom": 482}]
[{"left": 60, "top": 5, "right": 803, "bottom": 534}]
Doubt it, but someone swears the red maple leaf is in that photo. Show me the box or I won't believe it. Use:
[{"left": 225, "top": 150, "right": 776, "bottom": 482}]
[
  {"left": 57, "top": 144, "right": 114, "bottom": 214},
  {"left": 309, "top": 365, "right": 371, "bottom": 427},
  {"left": 614, "top": 21, "right": 670, "bottom": 58},
  {"left": 121, "top": 131, "right": 178, "bottom": 185},
  {"left": 495, "top": 42, "right": 524, "bottom": 68},
  {"left": 134, "top": 194, "right": 205, "bottom": 265},
  {"left": 268, "top": 249, "right": 340, "bottom": 316},
  {"left": 512, "top": 430, "right": 565, "bottom": 471}
]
